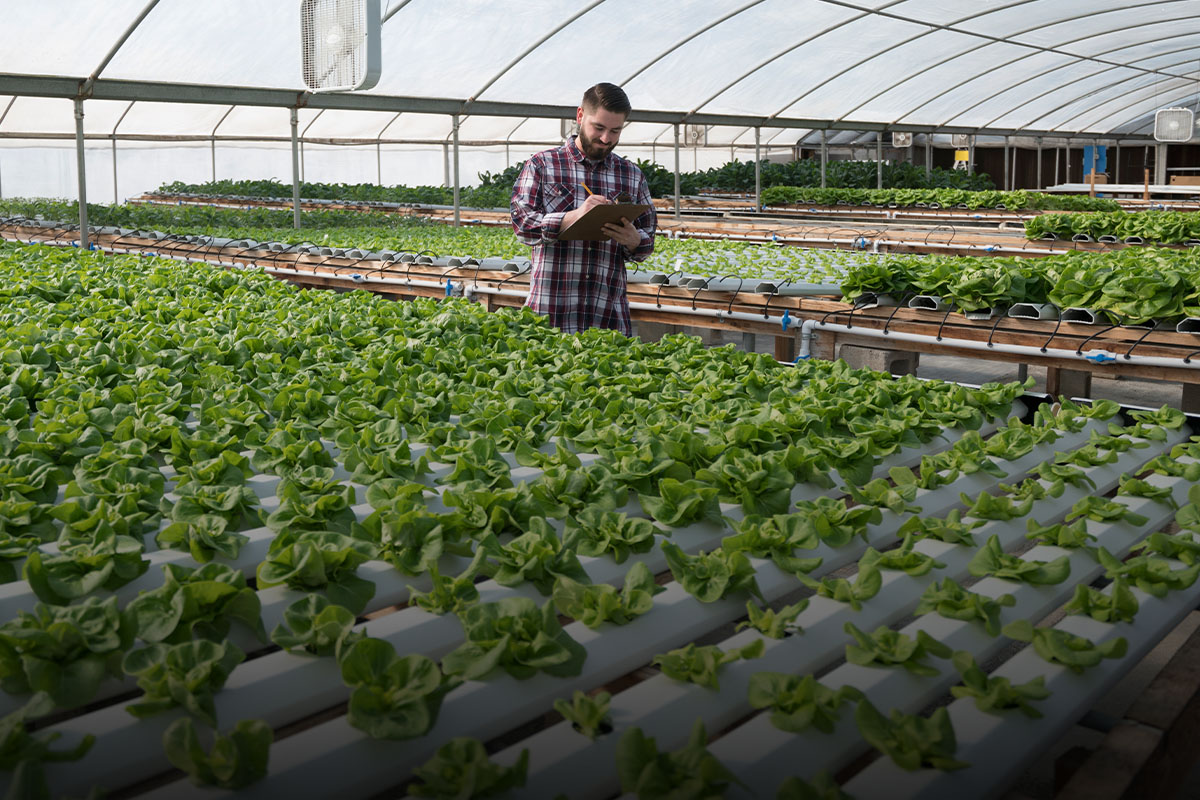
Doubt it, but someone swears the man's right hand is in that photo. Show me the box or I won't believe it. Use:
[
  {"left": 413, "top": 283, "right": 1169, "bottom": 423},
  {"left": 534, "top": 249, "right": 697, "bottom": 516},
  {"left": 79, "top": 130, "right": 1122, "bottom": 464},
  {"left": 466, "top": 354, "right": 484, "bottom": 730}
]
[{"left": 561, "top": 193, "right": 611, "bottom": 231}]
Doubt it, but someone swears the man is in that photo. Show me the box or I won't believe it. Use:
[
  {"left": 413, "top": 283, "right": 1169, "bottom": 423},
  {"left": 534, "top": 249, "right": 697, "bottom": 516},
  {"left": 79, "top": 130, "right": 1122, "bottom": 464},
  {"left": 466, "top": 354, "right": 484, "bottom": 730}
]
[{"left": 511, "top": 82, "right": 656, "bottom": 335}]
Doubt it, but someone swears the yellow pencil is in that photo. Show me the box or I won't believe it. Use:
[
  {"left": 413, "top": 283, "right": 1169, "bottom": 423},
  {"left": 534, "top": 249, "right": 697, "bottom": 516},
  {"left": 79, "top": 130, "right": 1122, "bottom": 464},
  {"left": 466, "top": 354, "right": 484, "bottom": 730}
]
[{"left": 580, "top": 183, "right": 594, "bottom": 196}]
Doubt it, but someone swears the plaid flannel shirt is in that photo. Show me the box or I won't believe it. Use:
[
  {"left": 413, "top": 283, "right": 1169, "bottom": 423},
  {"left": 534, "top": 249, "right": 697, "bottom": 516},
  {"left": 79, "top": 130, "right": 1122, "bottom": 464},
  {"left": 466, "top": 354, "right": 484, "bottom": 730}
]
[{"left": 511, "top": 135, "right": 656, "bottom": 335}]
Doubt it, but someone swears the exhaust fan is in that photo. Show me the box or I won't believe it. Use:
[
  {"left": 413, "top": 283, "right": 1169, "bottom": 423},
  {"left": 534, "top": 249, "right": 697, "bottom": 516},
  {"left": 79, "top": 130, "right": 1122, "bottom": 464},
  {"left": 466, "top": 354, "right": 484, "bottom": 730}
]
[
  {"left": 1154, "top": 107, "right": 1195, "bottom": 143},
  {"left": 301, "top": 0, "right": 381, "bottom": 92},
  {"left": 891, "top": 131, "right": 912, "bottom": 148},
  {"left": 951, "top": 133, "right": 971, "bottom": 149},
  {"left": 685, "top": 124, "right": 707, "bottom": 146}
]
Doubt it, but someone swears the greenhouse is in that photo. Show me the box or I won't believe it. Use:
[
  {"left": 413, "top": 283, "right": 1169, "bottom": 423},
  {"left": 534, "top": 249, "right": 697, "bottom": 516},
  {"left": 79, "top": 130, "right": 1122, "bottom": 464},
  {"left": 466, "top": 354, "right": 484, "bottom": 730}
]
[{"left": 3, "top": 1, "right": 1200, "bottom": 798}]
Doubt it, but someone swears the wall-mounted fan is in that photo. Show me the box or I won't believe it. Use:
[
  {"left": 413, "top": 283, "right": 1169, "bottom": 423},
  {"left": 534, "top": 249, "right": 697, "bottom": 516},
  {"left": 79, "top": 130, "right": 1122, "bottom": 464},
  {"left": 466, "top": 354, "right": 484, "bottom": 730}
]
[
  {"left": 891, "top": 131, "right": 913, "bottom": 148},
  {"left": 301, "top": 0, "right": 381, "bottom": 92},
  {"left": 1154, "top": 107, "right": 1195, "bottom": 143}
]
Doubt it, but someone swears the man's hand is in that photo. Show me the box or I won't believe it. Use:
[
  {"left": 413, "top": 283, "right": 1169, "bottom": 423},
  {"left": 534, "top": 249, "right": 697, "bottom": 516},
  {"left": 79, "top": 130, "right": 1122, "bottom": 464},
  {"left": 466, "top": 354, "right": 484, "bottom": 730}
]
[
  {"left": 601, "top": 216, "right": 641, "bottom": 251},
  {"left": 561, "top": 194, "right": 610, "bottom": 231}
]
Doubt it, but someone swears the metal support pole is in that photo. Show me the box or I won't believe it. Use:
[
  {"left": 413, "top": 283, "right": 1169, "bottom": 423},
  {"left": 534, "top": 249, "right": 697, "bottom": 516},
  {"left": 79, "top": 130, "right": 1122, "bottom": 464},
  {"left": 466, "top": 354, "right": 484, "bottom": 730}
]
[
  {"left": 376, "top": 141, "right": 382, "bottom": 186},
  {"left": 876, "top": 136, "right": 882, "bottom": 189},
  {"left": 925, "top": 133, "right": 931, "bottom": 179},
  {"left": 673, "top": 123, "right": 681, "bottom": 220},
  {"left": 1155, "top": 143, "right": 1168, "bottom": 185},
  {"left": 820, "top": 130, "right": 827, "bottom": 188},
  {"left": 1115, "top": 143, "right": 1120, "bottom": 184},
  {"left": 1036, "top": 137, "right": 1042, "bottom": 190},
  {"left": 74, "top": 98, "right": 88, "bottom": 248},
  {"left": 112, "top": 137, "right": 118, "bottom": 204},
  {"left": 1089, "top": 143, "right": 1097, "bottom": 183},
  {"left": 1064, "top": 143, "right": 1070, "bottom": 183},
  {"left": 452, "top": 114, "right": 460, "bottom": 227},
  {"left": 505, "top": 142, "right": 510, "bottom": 167},
  {"left": 1003, "top": 137, "right": 1009, "bottom": 191},
  {"left": 300, "top": 140, "right": 305, "bottom": 183},
  {"left": 967, "top": 138, "right": 974, "bottom": 175},
  {"left": 1054, "top": 146, "right": 1060, "bottom": 185},
  {"left": 443, "top": 142, "right": 450, "bottom": 188},
  {"left": 210, "top": 137, "right": 216, "bottom": 182},
  {"left": 290, "top": 108, "right": 301, "bottom": 229},
  {"left": 753, "top": 127, "right": 761, "bottom": 210}
]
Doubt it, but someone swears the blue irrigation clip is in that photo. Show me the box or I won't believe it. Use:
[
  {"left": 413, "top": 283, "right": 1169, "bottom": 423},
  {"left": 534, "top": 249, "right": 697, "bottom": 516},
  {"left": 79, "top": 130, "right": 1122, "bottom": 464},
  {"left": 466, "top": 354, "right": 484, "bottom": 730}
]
[
  {"left": 445, "top": 278, "right": 453, "bottom": 296},
  {"left": 350, "top": 273, "right": 365, "bottom": 283},
  {"left": 854, "top": 236, "right": 868, "bottom": 250},
  {"left": 781, "top": 308, "right": 791, "bottom": 331},
  {"left": 984, "top": 245, "right": 999, "bottom": 252},
  {"left": 1084, "top": 352, "right": 1115, "bottom": 363},
  {"left": 771, "top": 233, "right": 778, "bottom": 243}
]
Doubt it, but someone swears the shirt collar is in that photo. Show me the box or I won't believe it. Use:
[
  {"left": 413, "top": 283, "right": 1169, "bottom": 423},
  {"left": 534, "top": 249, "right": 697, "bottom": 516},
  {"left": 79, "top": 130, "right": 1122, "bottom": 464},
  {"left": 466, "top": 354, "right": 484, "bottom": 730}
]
[{"left": 567, "top": 134, "right": 614, "bottom": 170}]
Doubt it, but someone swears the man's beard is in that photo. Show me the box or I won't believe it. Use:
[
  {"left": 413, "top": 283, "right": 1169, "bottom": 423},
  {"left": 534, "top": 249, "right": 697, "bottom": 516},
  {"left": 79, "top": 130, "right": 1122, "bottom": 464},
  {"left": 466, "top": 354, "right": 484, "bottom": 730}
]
[{"left": 578, "top": 128, "right": 613, "bottom": 160}]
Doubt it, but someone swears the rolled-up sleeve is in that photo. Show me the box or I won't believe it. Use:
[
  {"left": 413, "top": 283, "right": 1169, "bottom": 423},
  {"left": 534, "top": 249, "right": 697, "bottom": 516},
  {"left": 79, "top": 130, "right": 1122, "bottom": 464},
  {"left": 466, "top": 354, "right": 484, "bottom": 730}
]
[
  {"left": 511, "top": 157, "right": 567, "bottom": 245},
  {"left": 626, "top": 177, "right": 657, "bottom": 263}
]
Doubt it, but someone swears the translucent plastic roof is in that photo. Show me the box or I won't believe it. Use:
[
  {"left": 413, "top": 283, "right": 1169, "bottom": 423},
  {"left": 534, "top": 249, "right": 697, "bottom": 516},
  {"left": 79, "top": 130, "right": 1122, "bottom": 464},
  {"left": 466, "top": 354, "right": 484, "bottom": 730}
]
[{"left": 2, "top": 0, "right": 1199, "bottom": 145}]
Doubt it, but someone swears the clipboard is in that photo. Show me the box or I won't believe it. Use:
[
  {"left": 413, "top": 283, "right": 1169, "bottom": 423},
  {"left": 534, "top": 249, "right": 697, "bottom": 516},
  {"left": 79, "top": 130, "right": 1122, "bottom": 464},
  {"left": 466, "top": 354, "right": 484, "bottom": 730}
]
[{"left": 557, "top": 203, "right": 651, "bottom": 241}]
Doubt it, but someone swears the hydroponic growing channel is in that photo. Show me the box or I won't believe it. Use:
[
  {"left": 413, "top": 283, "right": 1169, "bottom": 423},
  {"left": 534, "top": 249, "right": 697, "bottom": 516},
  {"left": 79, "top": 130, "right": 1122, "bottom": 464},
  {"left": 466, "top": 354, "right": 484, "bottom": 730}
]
[{"left": 0, "top": 241, "right": 1197, "bottom": 799}]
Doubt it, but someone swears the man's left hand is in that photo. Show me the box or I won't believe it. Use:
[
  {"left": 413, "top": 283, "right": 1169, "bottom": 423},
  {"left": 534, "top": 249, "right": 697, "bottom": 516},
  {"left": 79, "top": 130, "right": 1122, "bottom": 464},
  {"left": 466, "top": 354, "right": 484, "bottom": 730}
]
[{"left": 601, "top": 216, "right": 641, "bottom": 251}]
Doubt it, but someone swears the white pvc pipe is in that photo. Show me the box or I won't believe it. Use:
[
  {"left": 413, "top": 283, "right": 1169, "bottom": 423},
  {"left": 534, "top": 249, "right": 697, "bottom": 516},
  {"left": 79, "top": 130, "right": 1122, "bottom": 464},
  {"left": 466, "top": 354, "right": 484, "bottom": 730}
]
[{"left": 797, "top": 317, "right": 1200, "bottom": 370}]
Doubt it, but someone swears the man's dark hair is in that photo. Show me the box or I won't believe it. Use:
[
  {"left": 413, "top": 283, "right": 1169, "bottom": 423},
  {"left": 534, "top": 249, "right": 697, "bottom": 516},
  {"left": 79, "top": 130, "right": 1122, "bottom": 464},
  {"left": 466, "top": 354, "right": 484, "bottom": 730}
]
[{"left": 582, "top": 83, "right": 631, "bottom": 116}]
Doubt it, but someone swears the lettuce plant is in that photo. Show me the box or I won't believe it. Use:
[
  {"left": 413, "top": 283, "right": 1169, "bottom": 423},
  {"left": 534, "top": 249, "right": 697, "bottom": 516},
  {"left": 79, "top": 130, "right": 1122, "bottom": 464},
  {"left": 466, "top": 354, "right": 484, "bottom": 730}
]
[
  {"left": 553, "top": 561, "right": 663, "bottom": 629},
  {"left": 408, "top": 738, "right": 528, "bottom": 799},
  {"left": 799, "top": 563, "right": 881, "bottom": 611},
  {"left": 483, "top": 517, "right": 589, "bottom": 596},
  {"left": 270, "top": 593, "right": 364, "bottom": 658},
  {"left": 553, "top": 690, "right": 612, "bottom": 740},
  {"left": 124, "top": 639, "right": 245, "bottom": 726},
  {"left": 747, "top": 672, "right": 863, "bottom": 733},
  {"left": 164, "top": 717, "right": 271, "bottom": 790},
  {"left": 338, "top": 638, "right": 461, "bottom": 740},
  {"left": 661, "top": 541, "right": 762, "bottom": 603},
  {"left": 562, "top": 508, "right": 662, "bottom": 564},
  {"left": 652, "top": 639, "right": 764, "bottom": 690},
  {"left": 0, "top": 597, "right": 133, "bottom": 708},
  {"left": 914, "top": 577, "right": 1015, "bottom": 637},
  {"left": 617, "top": 719, "right": 745, "bottom": 800},
  {"left": 638, "top": 478, "right": 722, "bottom": 528},
  {"left": 123, "top": 562, "right": 265, "bottom": 645},
  {"left": 256, "top": 530, "right": 378, "bottom": 615},
  {"left": 967, "top": 535, "right": 1071, "bottom": 586},
  {"left": 949, "top": 651, "right": 1049, "bottom": 718},
  {"left": 0, "top": 692, "right": 95, "bottom": 796},
  {"left": 855, "top": 700, "right": 968, "bottom": 772},
  {"left": 441, "top": 597, "right": 587, "bottom": 681},
  {"left": 844, "top": 623, "right": 952, "bottom": 677},
  {"left": 1002, "top": 619, "right": 1127, "bottom": 673},
  {"left": 736, "top": 598, "right": 809, "bottom": 639},
  {"left": 1064, "top": 578, "right": 1138, "bottom": 624},
  {"left": 24, "top": 524, "right": 150, "bottom": 605}
]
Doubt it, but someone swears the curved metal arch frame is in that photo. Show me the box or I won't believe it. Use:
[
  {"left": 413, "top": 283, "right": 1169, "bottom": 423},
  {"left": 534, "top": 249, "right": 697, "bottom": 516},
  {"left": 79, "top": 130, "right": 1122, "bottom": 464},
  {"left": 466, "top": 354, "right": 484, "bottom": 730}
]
[
  {"left": 990, "top": 16, "right": 1200, "bottom": 131},
  {"left": 1024, "top": 52, "right": 1200, "bottom": 132},
  {"left": 929, "top": 33, "right": 1200, "bottom": 132},
  {"left": 621, "top": 0, "right": 768, "bottom": 87},
  {"left": 775, "top": 0, "right": 1043, "bottom": 124},
  {"left": 490, "top": 0, "right": 770, "bottom": 158},
  {"left": 1012, "top": 57, "right": 1200, "bottom": 133},
  {"left": 1057, "top": 75, "right": 1200, "bottom": 134},
  {"left": 80, "top": 0, "right": 162, "bottom": 98},
  {"left": 682, "top": 1, "right": 905, "bottom": 119},
  {"left": 0, "top": 97, "right": 18, "bottom": 132},
  {"left": 743, "top": 0, "right": 1197, "bottom": 128},
  {"left": 463, "top": 0, "right": 609, "bottom": 107},
  {"left": 825, "top": 0, "right": 1179, "bottom": 127},
  {"left": 882, "top": 6, "right": 1200, "bottom": 129}
]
